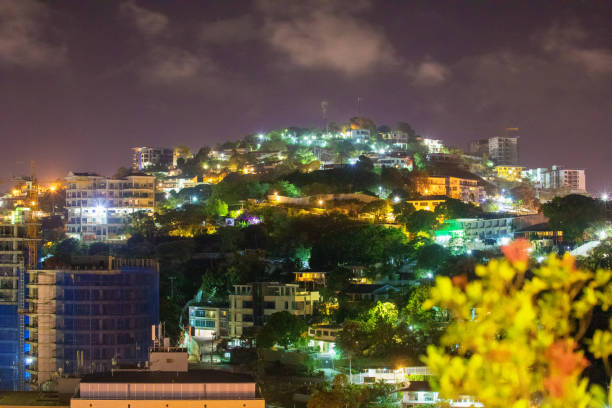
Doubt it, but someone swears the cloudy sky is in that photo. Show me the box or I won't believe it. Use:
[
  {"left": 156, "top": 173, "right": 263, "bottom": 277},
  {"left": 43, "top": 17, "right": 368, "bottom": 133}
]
[{"left": 0, "top": 0, "right": 611, "bottom": 191}]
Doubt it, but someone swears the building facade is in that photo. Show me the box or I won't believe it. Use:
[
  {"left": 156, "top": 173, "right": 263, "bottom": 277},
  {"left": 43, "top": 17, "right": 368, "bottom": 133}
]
[
  {"left": 24, "top": 256, "right": 159, "bottom": 387},
  {"left": 494, "top": 165, "right": 524, "bottom": 182},
  {"left": 65, "top": 172, "right": 155, "bottom": 241},
  {"left": 71, "top": 370, "right": 264, "bottom": 408},
  {"left": 488, "top": 135, "right": 518, "bottom": 165},
  {"left": 544, "top": 166, "right": 586, "bottom": 192},
  {"left": 406, "top": 196, "right": 447, "bottom": 212},
  {"left": 132, "top": 147, "right": 173, "bottom": 171},
  {"left": 416, "top": 176, "right": 484, "bottom": 203},
  {"left": 188, "top": 306, "right": 229, "bottom": 340},
  {"left": 522, "top": 166, "right": 586, "bottom": 192},
  {"left": 229, "top": 283, "right": 319, "bottom": 337}
]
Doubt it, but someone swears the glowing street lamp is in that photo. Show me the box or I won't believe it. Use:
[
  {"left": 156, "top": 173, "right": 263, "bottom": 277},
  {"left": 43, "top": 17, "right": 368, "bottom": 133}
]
[
  {"left": 393, "top": 196, "right": 400, "bottom": 203},
  {"left": 601, "top": 193, "right": 608, "bottom": 202}
]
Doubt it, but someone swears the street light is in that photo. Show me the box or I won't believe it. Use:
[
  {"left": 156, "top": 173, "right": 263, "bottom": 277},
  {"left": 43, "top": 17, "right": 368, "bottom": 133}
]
[{"left": 602, "top": 193, "right": 609, "bottom": 202}]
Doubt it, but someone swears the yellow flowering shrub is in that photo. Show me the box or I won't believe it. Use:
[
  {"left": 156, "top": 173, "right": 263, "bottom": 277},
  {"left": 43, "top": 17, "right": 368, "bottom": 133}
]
[{"left": 423, "top": 239, "right": 612, "bottom": 408}]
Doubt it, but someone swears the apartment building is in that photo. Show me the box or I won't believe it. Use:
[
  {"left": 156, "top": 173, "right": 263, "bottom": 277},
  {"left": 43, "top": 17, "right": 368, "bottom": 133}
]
[
  {"left": 522, "top": 165, "right": 586, "bottom": 192},
  {"left": 406, "top": 196, "right": 447, "bottom": 212},
  {"left": 375, "top": 155, "right": 413, "bottom": 169},
  {"left": 229, "top": 283, "right": 319, "bottom": 337},
  {"left": 65, "top": 172, "right": 155, "bottom": 241},
  {"left": 435, "top": 213, "right": 546, "bottom": 248},
  {"left": 423, "top": 138, "right": 444, "bottom": 154},
  {"left": 545, "top": 165, "right": 586, "bottom": 192},
  {"left": 308, "top": 324, "right": 340, "bottom": 354},
  {"left": 416, "top": 176, "right": 484, "bottom": 203},
  {"left": 24, "top": 256, "right": 159, "bottom": 387},
  {"left": 494, "top": 165, "right": 524, "bottom": 182},
  {"left": 470, "top": 131, "right": 519, "bottom": 165},
  {"left": 188, "top": 305, "right": 229, "bottom": 340},
  {"left": 380, "top": 130, "right": 410, "bottom": 147},
  {"left": 350, "top": 129, "right": 370, "bottom": 143},
  {"left": 488, "top": 135, "right": 518, "bottom": 165},
  {"left": 131, "top": 147, "right": 173, "bottom": 171}
]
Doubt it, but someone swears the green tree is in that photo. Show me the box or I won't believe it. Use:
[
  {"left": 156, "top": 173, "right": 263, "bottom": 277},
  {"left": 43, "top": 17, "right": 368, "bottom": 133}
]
[
  {"left": 404, "top": 210, "right": 439, "bottom": 234},
  {"left": 269, "top": 180, "right": 301, "bottom": 197},
  {"left": 434, "top": 197, "right": 481, "bottom": 220},
  {"left": 256, "top": 311, "right": 307, "bottom": 349},
  {"left": 205, "top": 198, "right": 229, "bottom": 217},
  {"left": 360, "top": 199, "right": 392, "bottom": 222},
  {"left": 307, "top": 374, "right": 399, "bottom": 408},
  {"left": 541, "top": 194, "right": 604, "bottom": 243}
]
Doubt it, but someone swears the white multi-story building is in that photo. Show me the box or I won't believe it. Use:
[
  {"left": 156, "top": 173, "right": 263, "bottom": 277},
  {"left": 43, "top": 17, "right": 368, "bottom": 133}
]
[
  {"left": 65, "top": 172, "right": 155, "bottom": 241},
  {"left": 350, "top": 129, "right": 370, "bottom": 143},
  {"left": 522, "top": 167, "right": 548, "bottom": 189},
  {"left": 380, "top": 130, "right": 410, "bottom": 147},
  {"left": 522, "top": 166, "right": 586, "bottom": 193},
  {"left": 132, "top": 147, "right": 173, "bottom": 171},
  {"left": 423, "top": 138, "right": 444, "bottom": 154},
  {"left": 545, "top": 165, "right": 586, "bottom": 192},
  {"left": 188, "top": 305, "right": 229, "bottom": 340},
  {"left": 229, "top": 283, "right": 319, "bottom": 337}
]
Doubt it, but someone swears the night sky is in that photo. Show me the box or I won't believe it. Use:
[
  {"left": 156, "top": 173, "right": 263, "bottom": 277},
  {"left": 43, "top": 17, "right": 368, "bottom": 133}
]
[{"left": 1, "top": 0, "right": 611, "bottom": 192}]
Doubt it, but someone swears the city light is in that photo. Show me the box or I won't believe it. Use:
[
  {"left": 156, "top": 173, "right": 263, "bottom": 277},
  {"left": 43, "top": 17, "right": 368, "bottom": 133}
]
[
  {"left": 601, "top": 193, "right": 609, "bottom": 201},
  {"left": 393, "top": 196, "right": 400, "bottom": 203}
]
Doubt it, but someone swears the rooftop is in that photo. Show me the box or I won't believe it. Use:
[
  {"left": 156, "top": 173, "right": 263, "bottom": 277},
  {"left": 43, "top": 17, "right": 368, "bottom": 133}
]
[{"left": 80, "top": 369, "right": 256, "bottom": 384}]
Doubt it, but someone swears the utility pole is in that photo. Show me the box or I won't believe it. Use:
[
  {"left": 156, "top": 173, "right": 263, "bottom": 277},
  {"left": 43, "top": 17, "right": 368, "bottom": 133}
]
[{"left": 169, "top": 276, "right": 176, "bottom": 298}]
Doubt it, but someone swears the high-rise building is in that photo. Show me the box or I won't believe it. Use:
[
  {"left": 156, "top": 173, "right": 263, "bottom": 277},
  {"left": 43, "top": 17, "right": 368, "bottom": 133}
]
[
  {"left": 65, "top": 172, "right": 155, "bottom": 241},
  {"left": 131, "top": 147, "right": 173, "bottom": 171},
  {"left": 229, "top": 283, "right": 319, "bottom": 337},
  {"left": 0, "top": 208, "right": 39, "bottom": 391},
  {"left": 24, "top": 256, "right": 159, "bottom": 387},
  {"left": 470, "top": 129, "right": 519, "bottom": 165},
  {"left": 488, "top": 135, "right": 518, "bottom": 165}
]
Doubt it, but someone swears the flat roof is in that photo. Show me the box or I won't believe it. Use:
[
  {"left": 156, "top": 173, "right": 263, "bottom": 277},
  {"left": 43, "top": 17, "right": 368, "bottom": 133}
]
[{"left": 79, "top": 370, "right": 256, "bottom": 384}]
